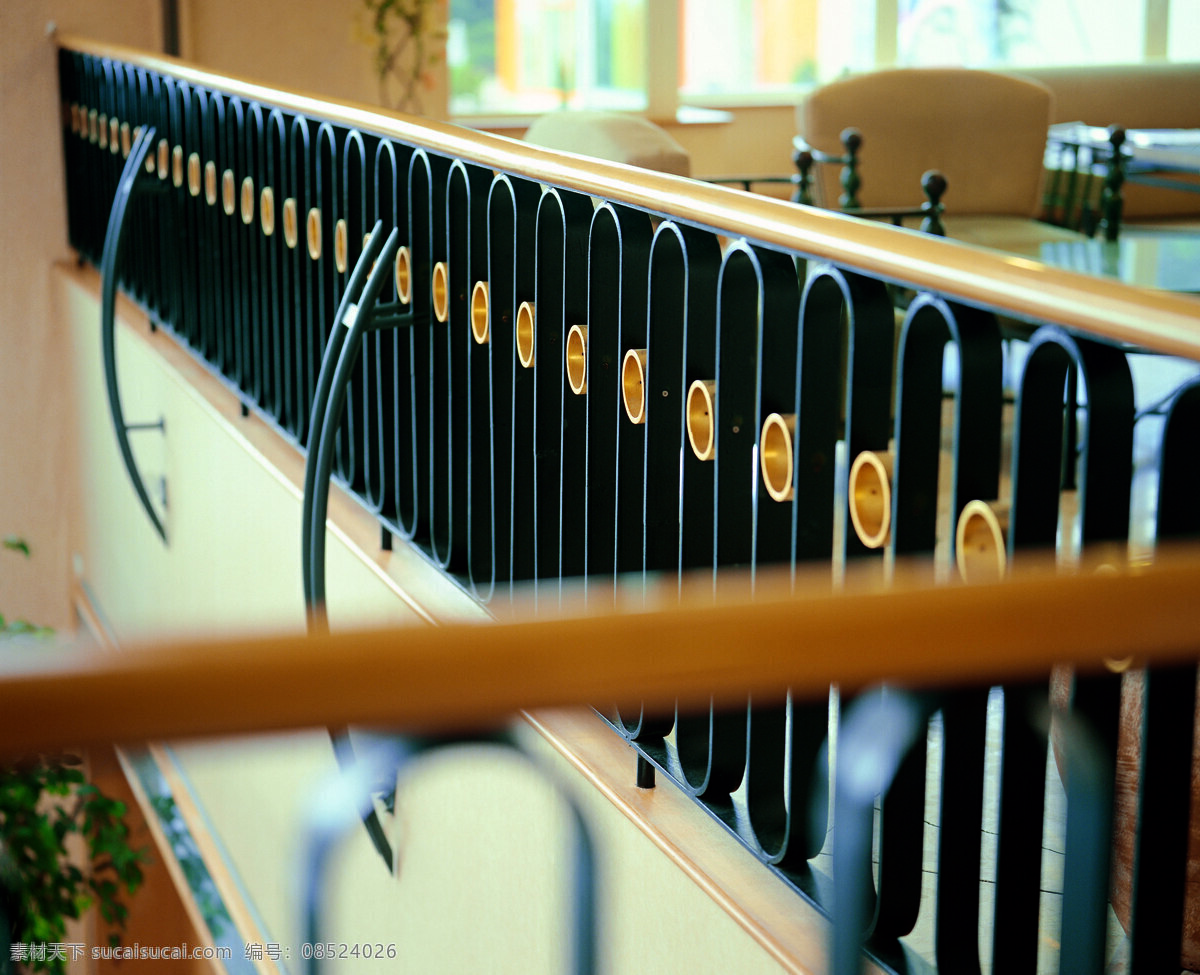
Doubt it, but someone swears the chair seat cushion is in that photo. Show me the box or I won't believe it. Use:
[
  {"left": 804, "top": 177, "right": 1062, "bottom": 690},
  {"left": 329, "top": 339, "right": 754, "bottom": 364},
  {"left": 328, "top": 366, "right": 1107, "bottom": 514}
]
[{"left": 523, "top": 110, "right": 691, "bottom": 177}]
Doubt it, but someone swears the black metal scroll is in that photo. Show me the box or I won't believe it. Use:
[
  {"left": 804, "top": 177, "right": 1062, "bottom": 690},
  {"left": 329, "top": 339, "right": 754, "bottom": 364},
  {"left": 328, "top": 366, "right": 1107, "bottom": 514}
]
[
  {"left": 100, "top": 123, "right": 167, "bottom": 543},
  {"left": 304, "top": 223, "right": 409, "bottom": 623}
]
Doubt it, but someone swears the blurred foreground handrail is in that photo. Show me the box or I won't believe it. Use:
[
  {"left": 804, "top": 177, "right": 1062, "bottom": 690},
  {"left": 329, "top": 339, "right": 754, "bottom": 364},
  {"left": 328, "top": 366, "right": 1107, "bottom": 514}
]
[{"left": 4, "top": 547, "right": 1200, "bottom": 756}]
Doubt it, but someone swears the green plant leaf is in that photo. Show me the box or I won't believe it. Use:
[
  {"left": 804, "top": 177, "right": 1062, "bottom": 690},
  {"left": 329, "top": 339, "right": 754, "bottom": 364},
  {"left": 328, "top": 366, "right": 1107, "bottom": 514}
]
[{"left": 3, "top": 536, "right": 31, "bottom": 557}]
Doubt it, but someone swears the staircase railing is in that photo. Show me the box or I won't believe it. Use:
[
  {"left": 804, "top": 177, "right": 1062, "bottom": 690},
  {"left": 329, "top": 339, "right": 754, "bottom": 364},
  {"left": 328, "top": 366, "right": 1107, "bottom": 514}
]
[{"left": 51, "top": 34, "right": 1200, "bottom": 974}]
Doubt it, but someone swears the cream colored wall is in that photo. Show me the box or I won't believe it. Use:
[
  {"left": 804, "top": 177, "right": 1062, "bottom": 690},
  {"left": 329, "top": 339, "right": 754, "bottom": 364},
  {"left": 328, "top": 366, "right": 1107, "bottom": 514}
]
[
  {"left": 177, "top": 0, "right": 450, "bottom": 120},
  {"left": 0, "top": 0, "right": 161, "bottom": 630}
]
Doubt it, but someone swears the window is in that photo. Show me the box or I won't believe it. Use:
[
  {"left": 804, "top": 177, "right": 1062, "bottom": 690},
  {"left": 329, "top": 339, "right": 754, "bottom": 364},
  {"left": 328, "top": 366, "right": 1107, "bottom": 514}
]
[
  {"left": 448, "top": 0, "right": 647, "bottom": 115},
  {"left": 446, "top": 0, "right": 1200, "bottom": 119},
  {"left": 897, "top": 0, "right": 1145, "bottom": 67}
]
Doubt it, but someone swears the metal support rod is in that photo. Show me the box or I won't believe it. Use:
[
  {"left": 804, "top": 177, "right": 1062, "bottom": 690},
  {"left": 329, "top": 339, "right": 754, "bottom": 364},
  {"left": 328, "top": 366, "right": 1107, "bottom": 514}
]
[{"left": 124, "top": 419, "right": 166, "bottom": 433}]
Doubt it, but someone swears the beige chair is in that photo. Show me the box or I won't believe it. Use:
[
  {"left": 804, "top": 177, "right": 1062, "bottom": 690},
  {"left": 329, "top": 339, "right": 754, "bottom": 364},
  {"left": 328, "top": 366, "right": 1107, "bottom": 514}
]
[
  {"left": 523, "top": 110, "right": 691, "bottom": 177},
  {"left": 796, "top": 67, "right": 1084, "bottom": 255}
]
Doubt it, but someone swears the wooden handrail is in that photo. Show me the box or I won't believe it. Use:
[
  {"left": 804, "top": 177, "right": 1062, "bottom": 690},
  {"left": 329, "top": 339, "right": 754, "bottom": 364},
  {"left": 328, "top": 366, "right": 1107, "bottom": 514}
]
[
  {"left": 5, "top": 548, "right": 1200, "bottom": 756},
  {"left": 55, "top": 34, "right": 1200, "bottom": 361}
]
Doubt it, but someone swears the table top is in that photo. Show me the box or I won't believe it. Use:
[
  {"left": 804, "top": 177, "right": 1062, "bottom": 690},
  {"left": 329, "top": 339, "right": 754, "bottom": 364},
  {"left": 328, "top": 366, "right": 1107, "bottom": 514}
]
[
  {"left": 1039, "top": 229, "right": 1200, "bottom": 293},
  {"left": 1048, "top": 123, "right": 1200, "bottom": 175}
]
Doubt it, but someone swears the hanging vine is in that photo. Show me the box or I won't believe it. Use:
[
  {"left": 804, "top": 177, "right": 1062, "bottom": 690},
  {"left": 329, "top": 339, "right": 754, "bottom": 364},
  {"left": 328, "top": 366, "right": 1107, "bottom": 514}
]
[{"left": 360, "top": 0, "right": 447, "bottom": 115}]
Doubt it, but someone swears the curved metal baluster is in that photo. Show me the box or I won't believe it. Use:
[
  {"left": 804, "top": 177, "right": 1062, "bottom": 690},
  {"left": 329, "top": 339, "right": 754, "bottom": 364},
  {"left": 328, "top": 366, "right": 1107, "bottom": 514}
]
[
  {"left": 301, "top": 733, "right": 596, "bottom": 975},
  {"left": 300, "top": 222, "right": 409, "bottom": 869},
  {"left": 301, "top": 221, "right": 387, "bottom": 617},
  {"left": 306, "top": 225, "right": 411, "bottom": 621},
  {"left": 100, "top": 123, "right": 167, "bottom": 543},
  {"left": 830, "top": 689, "right": 930, "bottom": 975}
]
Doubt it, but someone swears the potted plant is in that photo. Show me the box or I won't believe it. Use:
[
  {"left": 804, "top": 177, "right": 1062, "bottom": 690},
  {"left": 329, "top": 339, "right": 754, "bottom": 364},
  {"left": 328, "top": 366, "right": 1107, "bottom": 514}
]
[{"left": 1, "top": 537, "right": 145, "bottom": 974}]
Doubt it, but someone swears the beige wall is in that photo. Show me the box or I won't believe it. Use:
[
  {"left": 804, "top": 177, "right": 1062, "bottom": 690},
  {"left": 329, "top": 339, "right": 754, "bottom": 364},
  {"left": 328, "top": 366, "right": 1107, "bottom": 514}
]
[
  {"left": 1, "top": 0, "right": 162, "bottom": 631},
  {"left": 177, "top": 0, "right": 450, "bottom": 120}
]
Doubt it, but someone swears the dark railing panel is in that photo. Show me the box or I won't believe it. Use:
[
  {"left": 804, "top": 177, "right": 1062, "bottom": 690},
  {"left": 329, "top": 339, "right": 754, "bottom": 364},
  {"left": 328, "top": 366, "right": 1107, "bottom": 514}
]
[
  {"left": 531, "top": 188, "right": 591, "bottom": 599},
  {"left": 643, "top": 223, "right": 692, "bottom": 578},
  {"left": 437, "top": 160, "right": 489, "bottom": 571},
  {"left": 891, "top": 297, "right": 1003, "bottom": 559},
  {"left": 583, "top": 204, "right": 651, "bottom": 596}
]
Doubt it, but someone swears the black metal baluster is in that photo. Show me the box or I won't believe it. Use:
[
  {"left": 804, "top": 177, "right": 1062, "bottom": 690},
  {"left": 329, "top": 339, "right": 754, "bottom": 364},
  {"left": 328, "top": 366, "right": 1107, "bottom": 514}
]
[
  {"left": 989, "top": 682, "right": 1050, "bottom": 973},
  {"left": 528, "top": 188, "right": 591, "bottom": 603},
  {"left": 219, "top": 97, "right": 246, "bottom": 396},
  {"left": 312, "top": 122, "right": 342, "bottom": 432},
  {"left": 650, "top": 225, "right": 739, "bottom": 802},
  {"left": 581, "top": 203, "right": 652, "bottom": 598},
  {"left": 188, "top": 86, "right": 215, "bottom": 364},
  {"left": 713, "top": 246, "right": 807, "bottom": 870},
  {"left": 1006, "top": 327, "right": 1133, "bottom": 972},
  {"left": 289, "top": 116, "right": 316, "bottom": 445},
  {"left": 235, "top": 104, "right": 263, "bottom": 406},
  {"left": 1126, "top": 662, "right": 1196, "bottom": 973},
  {"left": 869, "top": 298, "right": 1004, "bottom": 943},
  {"left": 113, "top": 64, "right": 142, "bottom": 299},
  {"left": 197, "top": 89, "right": 223, "bottom": 371},
  {"left": 587, "top": 204, "right": 667, "bottom": 754},
  {"left": 99, "top": 60, "right": 123, "bottom": 261},
  {"left": 435, "top": 160, "right": 490, "bottom": 572},
  {"left": 368, "top": 138, "right": 405, "bottom": 527},
  {"left": 932, "top": 690, "right": 988, "bottom": 973},
  {"left": 262, "top": 109, "right": 290, "bottom": 430},
  {"left": 174, "top": 81, "right": 201, "bottom": 352},
  {"left": 405, "top": 149, "right": 447, "bottom": 544},
  {"left": 462, "top": 170, "right": 507, "bottom": 600},
  {"left": 1124, "top": 381, "right": 1200, "bottom": 971},
  {"left": 159, "top": 76, "right": 185, "bottom": 336},
  {"left": 485, "top": 175, "right": 539, "bottom": 598},
  {"left": 792, "top": 268, "right": 890, "bottom": 569},
  {"left": 335, "top": 130, "right": 374, "bottom": 493},
  {"left": 831, "top": 689, "right": 931, "bottom": 975},
  {"left": 1060, "top": 671, "right": 1121, "bottom": 975}
]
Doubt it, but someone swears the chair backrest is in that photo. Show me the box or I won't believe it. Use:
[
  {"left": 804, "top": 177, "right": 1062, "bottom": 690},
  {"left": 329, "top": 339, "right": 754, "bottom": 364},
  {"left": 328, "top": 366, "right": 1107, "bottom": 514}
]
[
  {"left": 796, "top": 68, "right": 1054, "bottom": 217},
  {"left": 523, "top": 110, "right": 692, "bottom": 177}
]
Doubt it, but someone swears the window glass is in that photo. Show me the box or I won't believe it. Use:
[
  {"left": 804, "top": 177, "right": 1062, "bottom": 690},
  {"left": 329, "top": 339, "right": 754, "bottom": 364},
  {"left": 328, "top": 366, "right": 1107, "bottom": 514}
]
[
  {"left": 448, "top": 0, "right": 1185, "bottom": 116},
  {"left": 899, "top": 0, "right": 1146, "bottom": 68},
  {"left": 680, "top": 0, "right": 823, "bottom": 97},
  {"left": 1168, "top": 0, "right": 1200, "bottom": 59},
  {"left": 448, "top": 0, "right": 644, "bottom": 115}
]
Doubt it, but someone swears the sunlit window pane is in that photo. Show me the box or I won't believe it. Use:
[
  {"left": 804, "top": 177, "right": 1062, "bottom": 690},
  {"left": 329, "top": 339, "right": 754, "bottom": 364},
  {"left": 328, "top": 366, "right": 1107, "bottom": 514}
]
[
  {"left": 448, "top": 0, "right": 1188, "bottom": 117},
  {"left": 1168, "top": 0, "right": 1200, "bottom": 59},
  {"left": 899, "top": 0, "right": 1146, "bottom": 68},
  {"left": 680, "top": 0, "right": 822, "bottom": 97},
  {"left": 448, "top": 0, "right": 644, "bottom": 115}
]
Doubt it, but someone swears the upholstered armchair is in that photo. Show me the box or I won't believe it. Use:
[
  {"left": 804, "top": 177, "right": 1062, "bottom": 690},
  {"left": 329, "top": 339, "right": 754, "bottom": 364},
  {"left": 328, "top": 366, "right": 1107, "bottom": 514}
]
[{"left": 796, "top": 67, "right": 1087, "bottom": 255}]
